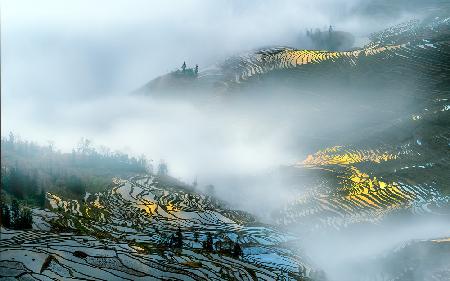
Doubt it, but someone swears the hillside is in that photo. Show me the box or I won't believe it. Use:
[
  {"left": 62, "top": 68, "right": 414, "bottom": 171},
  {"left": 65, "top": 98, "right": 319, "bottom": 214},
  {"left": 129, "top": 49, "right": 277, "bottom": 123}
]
[
  {"left": 138, "top": 15, "right": 450, "bottom": 95},
  {"left": 1, "top": 174, "right": 318, "bottom": 280},
  {"left": 136, "top": 14, "right": 450, "bottom": 228},
  {"left": 2, "top": 11, "right": 450, "bottom": 281}
]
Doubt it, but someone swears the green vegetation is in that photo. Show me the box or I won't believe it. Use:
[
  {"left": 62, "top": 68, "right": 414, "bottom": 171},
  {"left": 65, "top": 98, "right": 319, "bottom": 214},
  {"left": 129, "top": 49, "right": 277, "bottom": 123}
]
[
  {"left": 306, "top": 25, "right": 355, "bottom": 51},
  {"left": 172, "top": 61, "right": 199, "bottom": 78},
  {"left": 0, "top": 199, "right": 33, "bottom": 229},
  {"left": 157, "top": 161, "right": 168, "bottom": 176},
  {"left": 167, "top": 227, "right": 184, "bottom": 249},
  {"left": 202, "top": 232, "right": 214, "bottom": 251},
  {"left": 1, "top": 133, "right": 150, "bottom": 207}
]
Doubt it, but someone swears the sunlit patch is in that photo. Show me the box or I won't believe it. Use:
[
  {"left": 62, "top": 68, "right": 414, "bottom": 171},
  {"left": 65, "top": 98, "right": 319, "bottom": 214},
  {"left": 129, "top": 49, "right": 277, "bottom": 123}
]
[
  {"left": 166, "top": 202, "right": 179, "bottom": 212},
  {"left": 137, "top": 202, "right": 157, "bottom": 215},
  {"left": 47, "top": 193, "right": 62, "bottom": 209},
  {"left": 234, "top": 43, "right": 403, "bottom": 83},
  {"left": 299, "top": 146, "right": 397, "bottom": 166},
  {"left": 340, "top": 167, "right": 413, "bottom": 209},
  {"left": 431, "top": 237, "right": 450, "bottom": 243},
  {"left": 299, "top": 146, "right": 414, "bottom": 209},
  {"left": 280, "top": 144, "right": 442, "bottom": 230},
  {"left": 47, "top": 193, "right": 84, "bottom": 216},
  {"left": 131, "top": 245, "right": 146, "bottom": 253},
  {"left": 84, "top": 206, "right": 91, "bottom": 217},
  {"left": 93, "top": 197, "right": 104, "bottom": 209}
]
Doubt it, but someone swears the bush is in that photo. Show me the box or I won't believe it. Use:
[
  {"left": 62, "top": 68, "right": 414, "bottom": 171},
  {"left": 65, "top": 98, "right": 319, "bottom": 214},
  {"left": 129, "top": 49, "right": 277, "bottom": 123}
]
[{"left": 0, "top": 200, "right": 33, "bottom": 230}]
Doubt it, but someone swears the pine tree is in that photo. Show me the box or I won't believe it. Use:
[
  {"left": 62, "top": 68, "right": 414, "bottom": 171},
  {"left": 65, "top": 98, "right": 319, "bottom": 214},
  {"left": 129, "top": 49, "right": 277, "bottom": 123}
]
[
  {"left": 232, "top": 241, "right": 243, "bottom": 258},
  {"left": 11, "top": 200, "right": 20, "bottom": 228},
  {"left": 9, "top": 167, "right": 24, "bottom": 199},
  {"left": 39, "top": 189, "right": 46, "bottom": 209},
  {"left": 157, "top": 161, "right": 168, "bottom": 176},
  {"left": 19, "top": 208, "right": 33, "bottom": 229},
  {"left": 203, "top": 232, "right": 214, "bottom": 251},
  {"left": 175, "top": 227, "right": 183, "bottom": 248},
  {"left": 0, "top": 203, "right": 11, "bottom": 228}
]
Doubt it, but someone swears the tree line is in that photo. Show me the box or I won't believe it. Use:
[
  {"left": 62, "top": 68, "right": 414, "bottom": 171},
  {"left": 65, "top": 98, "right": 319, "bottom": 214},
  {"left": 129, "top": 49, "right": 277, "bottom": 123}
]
[
  {"left": 1, "top": 133, "right": 152, "bottom": 206},
  {"left": 161, "top": 228, "right": 243, "bottom": 259}
]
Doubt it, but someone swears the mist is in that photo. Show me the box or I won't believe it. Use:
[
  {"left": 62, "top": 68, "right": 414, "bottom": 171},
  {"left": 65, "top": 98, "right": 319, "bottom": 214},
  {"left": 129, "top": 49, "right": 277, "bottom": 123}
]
[
  {"left": 1, "top": 0, "right": 422, "bottom": 185},
  {"left": 300, "top": 215, "right": 450, "bottom": 281},
  {"left": 2, "top": 1, "right": 448, "bottom": 280},
  {"left": 1, "top": 0, "right": 421, "bottom": 99}
]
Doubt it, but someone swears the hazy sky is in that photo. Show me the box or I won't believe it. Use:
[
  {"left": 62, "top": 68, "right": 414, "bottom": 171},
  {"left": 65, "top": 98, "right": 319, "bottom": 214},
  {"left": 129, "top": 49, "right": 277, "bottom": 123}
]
[
  {"left": 1, "top": 0, "right": 420, "bottom": 181},
  {"left": 1, "top": 0, "right": 415, "bottom": 98}
]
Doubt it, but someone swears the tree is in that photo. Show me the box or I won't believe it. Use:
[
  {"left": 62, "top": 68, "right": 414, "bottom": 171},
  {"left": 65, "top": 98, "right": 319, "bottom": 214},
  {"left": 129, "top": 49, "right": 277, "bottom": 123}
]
[
  {"left": 203, "top": 232, "right": 214, "bottom": 251},
  {"left": 67, "top": 175, "right": 85, "bottom": 197},
  {"left": 306, "top": 25, "right": 354, "bottom": 51},
  {"left": 0, "top": 203, "right": 11, "bottom": 228},
  {"left": 38, "top": 189, "right": 46, "bottom": 209},
  {"left": 194, "top": 231, "right": 199, "bottom": 242},
  {"left": 11, "top": 200, "right": 20, "bottom": 227},
  {"left": 205, "top": 184, "right": 215, "bottom": 196},
  {"left": 8, "top": 132, "right": 15, "bottom": 145},
  {"left": 157, "top": 161, "right": 168, "bottom": 176},
  {"left": 71, "top": 149, "right": 77, "bottom": 164},
  {"left": 47, "top": 140, "right": 55, "bottom": 153},
  {"left": 9, "top": 167, "right": 24, "bottom": 199},
  {"left": 232, "top": 241, "right": 243, "bottom": 258},
  {"left": 175, "top": 227, "right": 183, "bottom": 248},
  {"left": 77, "top": 138, "right": 92, "bottom": 155},
  {"left": 9, "top": 200, "right": 33, "bottom": 230},
  {"left": 147, "top": 160, "right": 154, "bottom": 175},
  {"left": 138, "top": 154, "right": 148, "bottom": 172},
  {"left": 18, "top": 208, "right": 33, "bottom": 229}
]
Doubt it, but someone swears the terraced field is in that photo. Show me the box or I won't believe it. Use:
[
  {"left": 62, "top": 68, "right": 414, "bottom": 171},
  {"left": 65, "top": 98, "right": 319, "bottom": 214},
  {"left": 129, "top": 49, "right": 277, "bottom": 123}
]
[
  {"left": 272, "top": 71, "right": 450, "bottom": 232},
  {"left": 203, "top": 15, "right": 450, "bottom": 234},
  {"left": 3, "top": 173, "right": 446, "bottom": 280},
  {"left": 1, "top": 175, "right": 317, "bottom": 280},
  {"left": 216, "top": 16, "right": 450, "bottom": 91},
  {"left": 3, "top": 12, "right": 450, "bottom": 281},
  {"left": 274, "top": 144, "right": 449, "bottom": 232}
]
